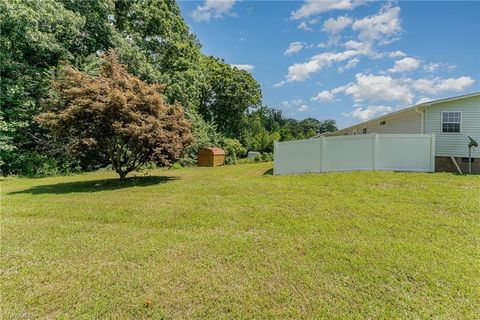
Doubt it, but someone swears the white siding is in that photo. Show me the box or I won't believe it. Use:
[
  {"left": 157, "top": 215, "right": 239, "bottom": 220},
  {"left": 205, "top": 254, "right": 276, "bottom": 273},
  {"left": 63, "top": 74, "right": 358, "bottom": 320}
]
[
  {"left": 331, "top": 109, "right": 422, "bottom": 136},
  {"left": 424, "top": 95, "right": 480, "bottom": 157}
]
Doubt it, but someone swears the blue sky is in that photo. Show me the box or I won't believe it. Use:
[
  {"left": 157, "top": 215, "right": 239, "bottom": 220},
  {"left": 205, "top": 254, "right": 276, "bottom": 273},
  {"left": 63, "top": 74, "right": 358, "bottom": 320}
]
[{"left": 177, "top": 0, "right": 480, "bottom": 128}]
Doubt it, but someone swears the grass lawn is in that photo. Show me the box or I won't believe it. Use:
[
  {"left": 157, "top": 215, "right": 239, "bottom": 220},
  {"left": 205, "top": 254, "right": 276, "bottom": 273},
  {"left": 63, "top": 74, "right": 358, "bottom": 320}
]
[{"left": 2, "top": 162, "right": 479, "bottom": 319}]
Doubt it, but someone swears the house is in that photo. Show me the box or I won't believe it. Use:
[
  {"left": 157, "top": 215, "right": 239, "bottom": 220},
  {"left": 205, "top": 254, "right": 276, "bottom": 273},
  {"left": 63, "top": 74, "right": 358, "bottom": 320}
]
[{"left": 326, "top": 92, "right": 480, "bottom": 173}]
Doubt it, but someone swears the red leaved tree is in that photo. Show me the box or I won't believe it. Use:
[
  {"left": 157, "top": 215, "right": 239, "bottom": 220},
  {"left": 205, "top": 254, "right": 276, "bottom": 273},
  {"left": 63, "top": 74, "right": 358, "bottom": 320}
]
[{"left": 38, "top": 49, "right": 192, "bottom": 180}]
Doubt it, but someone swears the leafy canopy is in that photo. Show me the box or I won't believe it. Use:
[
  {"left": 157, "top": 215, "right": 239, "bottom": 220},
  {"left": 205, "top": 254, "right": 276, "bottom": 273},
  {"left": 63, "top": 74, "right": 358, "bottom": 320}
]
[{"left": 38, "top": 50, "right": 192, "bottom": 180}]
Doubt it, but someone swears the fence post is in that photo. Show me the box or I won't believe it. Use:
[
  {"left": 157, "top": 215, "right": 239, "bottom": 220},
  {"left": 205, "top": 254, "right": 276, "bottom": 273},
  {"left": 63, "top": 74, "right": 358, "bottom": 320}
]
[
  {"left": 273, "top": 141, "right": 277, "bottom": 175},
  {"left": 430, "top": 134, "right": 435, "bottom": 172},
  {"left": 320, "top": 136, "right": 326, "bottom": 173},
  {"left": 372, "top": 134, "right": 378, "bottom": 170}
]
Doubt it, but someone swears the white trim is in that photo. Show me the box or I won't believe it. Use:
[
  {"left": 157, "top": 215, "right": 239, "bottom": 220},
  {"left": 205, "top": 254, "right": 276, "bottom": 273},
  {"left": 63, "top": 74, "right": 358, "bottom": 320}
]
[{"left": 441, "top": 111, "right": 462, "bottom": 134}]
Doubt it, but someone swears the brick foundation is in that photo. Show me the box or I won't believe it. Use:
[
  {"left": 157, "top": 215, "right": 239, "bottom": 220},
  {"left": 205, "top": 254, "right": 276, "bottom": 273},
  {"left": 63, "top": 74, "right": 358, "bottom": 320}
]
[{"left": 435, "top": 156, "right": 480, "bottom": 173}]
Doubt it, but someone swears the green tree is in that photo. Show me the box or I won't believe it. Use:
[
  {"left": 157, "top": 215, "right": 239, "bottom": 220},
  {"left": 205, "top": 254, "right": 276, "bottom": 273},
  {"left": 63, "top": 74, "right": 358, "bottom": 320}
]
[
  {"left": 38, "top": 50, "right": 192, "bottom": 180},
  {"left": 300, "top": 118, "right": 321, "bottom": 135},
  {"left": 199, "top": 56, "right": 262, "bottom": 138},
  {"left": 319, "top": 119, "right": 338, "bottom": 134},
  {"left": 0, "top": 0, "right": 85, "bottom": 174}
]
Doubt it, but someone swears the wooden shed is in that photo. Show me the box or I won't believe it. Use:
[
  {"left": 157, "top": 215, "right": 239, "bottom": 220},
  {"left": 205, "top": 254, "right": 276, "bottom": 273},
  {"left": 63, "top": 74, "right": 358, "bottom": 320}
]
[{"left": 197, "top": 148, "right": 226, "bottom": 167}]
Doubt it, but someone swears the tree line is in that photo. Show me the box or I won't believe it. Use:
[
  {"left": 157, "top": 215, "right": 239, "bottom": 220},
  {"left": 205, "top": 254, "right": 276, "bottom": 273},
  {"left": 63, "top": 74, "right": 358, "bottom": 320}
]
[{"left": 0, "top": 0, "right": 337, "bottom": 177}]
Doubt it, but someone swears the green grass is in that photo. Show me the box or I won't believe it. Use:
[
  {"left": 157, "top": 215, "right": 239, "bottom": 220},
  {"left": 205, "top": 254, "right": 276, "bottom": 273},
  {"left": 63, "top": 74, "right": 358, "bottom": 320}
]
[{"left": 2, "top": 163, "right": 479, "bottom": 319}]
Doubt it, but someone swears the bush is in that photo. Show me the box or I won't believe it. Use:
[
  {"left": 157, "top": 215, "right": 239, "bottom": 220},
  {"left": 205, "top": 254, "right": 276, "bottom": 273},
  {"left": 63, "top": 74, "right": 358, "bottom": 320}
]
[
  {"left": 254, "top": 152, "right": 273, "bottom": 162},
  {"left": 1, "top": 150, "right": 81, "bottom": 177},
  {"left": 169, "top": 162, "right": 183, "bottom": 170},
  {"left": 221, "top": 138, "right": 247, "bottom": 164},
  {"left": 234, "top": 152, "right": 273, "bottom": 165}
]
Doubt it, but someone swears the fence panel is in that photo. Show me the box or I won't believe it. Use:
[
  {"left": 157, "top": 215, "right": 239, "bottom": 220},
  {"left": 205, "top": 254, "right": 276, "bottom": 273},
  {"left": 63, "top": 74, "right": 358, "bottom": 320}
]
[
  {"left": 376, "top": 134, "right": 434, "bottom": 172},
  {"left": 273, "top": 139, "right": 322, "bottom": 175},
  {"left": 323, "top": 135, "right": 374, "bottom": 172},
  {"left": 274, "top": 134, "right": 435, "bottom": 175}
]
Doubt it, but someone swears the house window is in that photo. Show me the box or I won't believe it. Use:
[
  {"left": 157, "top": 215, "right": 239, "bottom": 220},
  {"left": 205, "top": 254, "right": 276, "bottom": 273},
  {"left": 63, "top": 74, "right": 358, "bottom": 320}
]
[
  {"left": 442, "top": 112, "right": 461, "bottom": 133},
  {"left": 362, "top": 128, "right": 367, "bottom": 134},
  {"left": 380, "top": 120, "right": 386, "bottom": 126}
]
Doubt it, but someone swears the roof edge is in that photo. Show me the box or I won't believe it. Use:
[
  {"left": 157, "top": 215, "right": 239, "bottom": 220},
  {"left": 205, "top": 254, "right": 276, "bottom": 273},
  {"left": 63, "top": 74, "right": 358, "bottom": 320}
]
[{"left": 333, "top": 91, "right": 480, "bottom": 134}]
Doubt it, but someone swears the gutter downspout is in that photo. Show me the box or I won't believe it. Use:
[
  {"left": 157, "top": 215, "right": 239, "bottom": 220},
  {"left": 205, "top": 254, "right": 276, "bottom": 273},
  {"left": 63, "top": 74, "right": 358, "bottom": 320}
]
[{"left": 415, "top": 106, "right": 425, "bottom": 134}]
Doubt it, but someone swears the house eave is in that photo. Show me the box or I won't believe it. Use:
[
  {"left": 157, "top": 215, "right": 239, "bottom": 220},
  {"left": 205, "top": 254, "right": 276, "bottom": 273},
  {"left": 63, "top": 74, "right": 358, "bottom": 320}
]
[{"left": 330, "top": 91, "right": 480, "bottom": 135}]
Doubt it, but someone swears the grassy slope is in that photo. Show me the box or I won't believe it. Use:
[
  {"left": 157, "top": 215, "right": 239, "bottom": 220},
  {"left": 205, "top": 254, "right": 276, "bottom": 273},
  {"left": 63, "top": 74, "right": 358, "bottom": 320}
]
[{"left": 1, "top": 163, "right": 479, "bottom": 319}]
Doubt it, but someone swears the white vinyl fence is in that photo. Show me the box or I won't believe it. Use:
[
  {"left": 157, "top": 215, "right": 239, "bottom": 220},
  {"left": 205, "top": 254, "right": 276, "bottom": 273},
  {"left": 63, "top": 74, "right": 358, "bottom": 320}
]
[{"left": 273, "top": 134, "right": 435, "bottom": 175}]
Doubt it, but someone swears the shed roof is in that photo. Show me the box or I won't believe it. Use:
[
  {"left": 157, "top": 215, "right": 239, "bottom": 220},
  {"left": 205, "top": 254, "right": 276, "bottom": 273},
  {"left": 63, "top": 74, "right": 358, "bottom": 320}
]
[{"left": 199, "top": 147, "right": 226, "bottom": 155}]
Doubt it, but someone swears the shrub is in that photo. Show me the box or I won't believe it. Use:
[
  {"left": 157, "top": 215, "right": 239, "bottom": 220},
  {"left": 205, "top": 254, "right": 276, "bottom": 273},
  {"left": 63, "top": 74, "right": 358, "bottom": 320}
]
[
  {"left": 221, "top": 138, "right": 247, "bottom": 164},
  {"left": 169, "top": 162, "right": 183, "bottom": 170}
]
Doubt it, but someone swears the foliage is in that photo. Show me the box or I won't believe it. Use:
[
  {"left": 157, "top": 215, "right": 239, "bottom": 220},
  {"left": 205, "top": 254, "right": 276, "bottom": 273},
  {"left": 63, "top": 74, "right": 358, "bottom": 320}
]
[
  {"left": 37, "top": 50, "right": 192, "bottom": 180},
  {"left": 220, "top": 138, "right": 247, "bottom": 164},
  {"left": 1, "top": 0, "right": 337, "bottom": 175},
  {"left": 0, "top": 0, "right": 85, "bottom": 175},
  {"left": 319, "top": 119, "right": 338, "bottom": 134},
  {"left": 242, "top": 107, "right": 338, "bottom": 153},
  {"left": 199, "top": 56, "right": 262, "bottom": 138},
  {"left": 179, "top": 110, "right": 224, "bottom": 166}
]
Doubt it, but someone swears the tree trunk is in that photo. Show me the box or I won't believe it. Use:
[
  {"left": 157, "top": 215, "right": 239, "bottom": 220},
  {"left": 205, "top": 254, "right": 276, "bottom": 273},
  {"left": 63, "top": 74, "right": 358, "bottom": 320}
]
[{"left": 118, "top": 170, "right": 128, "bottom": 181}]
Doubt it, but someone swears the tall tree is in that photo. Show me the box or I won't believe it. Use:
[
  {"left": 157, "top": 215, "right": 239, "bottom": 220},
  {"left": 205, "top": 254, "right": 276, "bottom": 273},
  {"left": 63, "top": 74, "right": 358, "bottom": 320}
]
[
  {"left": 0, "top": 0, "right": 85, "bottom": 173},
  {"left": 199, "top": 57, "right": 262, "bottom": 138},
  {"left": 38, "top": 50, "right": 192, "bottom": 180},
  {"left": 319, "top": 119, "right": 338, "bottom": 134}
]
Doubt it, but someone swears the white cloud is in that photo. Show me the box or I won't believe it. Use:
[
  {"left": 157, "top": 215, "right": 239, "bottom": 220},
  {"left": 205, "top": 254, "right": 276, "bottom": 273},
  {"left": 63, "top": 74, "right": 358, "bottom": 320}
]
[
  {"left": 313, "top": 74, "right": 475, "bottom": 107},
  {"left": 311, "top": 90, "right": 335, "bottom": 102},
  {"left": 388, "top": 57, "right": 420, "bottom": 73},
  {"left": 230, "top": 64, "right": 254, "bottom": 72},
  {"left": 323, "top": 16, "right": 353, "bottom": 34},
  {"left": 342, "top": 105, "right": 393, "bottom": 120},
  {"left": 423, "top": 63, "right": 439, "bottom": 72},
  {"left": 333, "top": 73, "right": 415, "bottom": 104},
  {"left": 291, "top": 0, "right": 366, "bottom": 20},
  {"left": 320, "top": 16, "right": 352, "bottom": 47},
  {"left": 388, "top": 50, "right": 407, "bottom": 58},
  {"left": 191, "top": 0, "right": 237, "bottom": 22},
  {"left": 284, "top": 42, "right": 305, "bottom": 56},
  {"left": 311, "top": 85, "right": 348, "bottom": 102},
  {"left": 297, "top": 104, "right": 309, "bottom": 112},
  {"left": 297, "top": 21, "right": 313, "bottom": 31},
  {"left": 281, "top": 99, "right": 310, "bottom": 112},
  {"left": 275, "top": 50, "right": 359, "bottom": 86},
  {"left": 446, "top": 65, "right": 457, "bottom": 72},
  {"left": 411, "top": 76, "right": 475, "bottom": 95},
  {"left": 423, "top": 62, "right": 456, "bottom": 73},
  {"left": 352, "top": 5, "right": 402, "bottom": 43},
  {"left": 343, "top": 40, "right": 377, "bottom": 57},
  {"left": 338, "top": 58, "right": 360, "bottom": 72},
  {"left": 416, "top": 97, "right": 432, "bottom": 104}
]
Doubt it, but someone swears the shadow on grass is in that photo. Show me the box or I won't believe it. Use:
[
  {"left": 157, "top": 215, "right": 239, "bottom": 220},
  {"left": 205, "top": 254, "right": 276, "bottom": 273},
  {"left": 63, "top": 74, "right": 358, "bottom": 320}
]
[
  {"left": 262, "top": 168, "right": 273, "bottom": 175},
  {"left": 9, "top": 175, "right": 179, "bottom": 195}
]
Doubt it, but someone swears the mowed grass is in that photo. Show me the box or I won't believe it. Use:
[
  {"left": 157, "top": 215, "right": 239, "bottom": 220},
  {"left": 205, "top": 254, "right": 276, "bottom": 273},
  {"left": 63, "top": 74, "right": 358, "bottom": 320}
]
[{"left": 1, "top": 163, "right": 479, "bottom": 319}]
